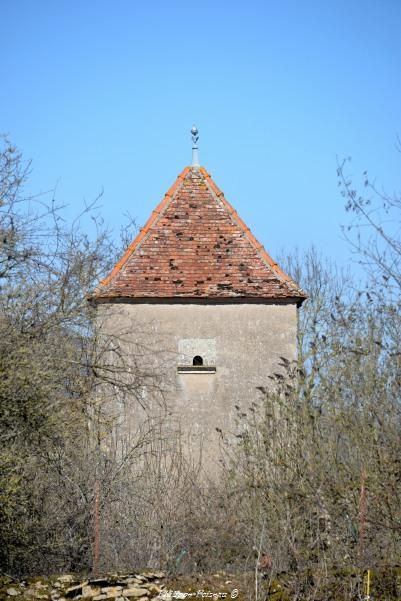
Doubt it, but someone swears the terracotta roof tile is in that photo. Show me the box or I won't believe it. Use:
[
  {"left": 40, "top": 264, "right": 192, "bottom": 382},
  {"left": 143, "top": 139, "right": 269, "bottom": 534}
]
[{"left": 90, "top": 166, "right": 306, "bottom": 303}]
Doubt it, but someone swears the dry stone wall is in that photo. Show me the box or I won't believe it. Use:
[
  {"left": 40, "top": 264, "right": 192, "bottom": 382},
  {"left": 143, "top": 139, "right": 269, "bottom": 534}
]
[{"left": 1, "top": 572, "right": 165, "bottom": 601}]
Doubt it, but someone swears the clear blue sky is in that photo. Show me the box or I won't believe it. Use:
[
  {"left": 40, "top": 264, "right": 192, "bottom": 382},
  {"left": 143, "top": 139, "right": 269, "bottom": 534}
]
[{"left": 2, "top": 0, "right": 400, "bottom": 273}]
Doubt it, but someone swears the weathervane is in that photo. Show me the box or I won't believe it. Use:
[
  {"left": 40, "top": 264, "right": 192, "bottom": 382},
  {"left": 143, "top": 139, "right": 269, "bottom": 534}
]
[
  {"left": 191, "top": 125, "right": 199, "bottom": 145},
  {"left": 191, "top": 125, "right": 200, "bottom": 167}
]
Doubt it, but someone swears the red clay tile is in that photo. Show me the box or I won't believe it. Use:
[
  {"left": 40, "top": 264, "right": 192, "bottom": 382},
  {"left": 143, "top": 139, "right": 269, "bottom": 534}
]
[{"left": 90, "top": 167, "right": 306, "bottom": 303}]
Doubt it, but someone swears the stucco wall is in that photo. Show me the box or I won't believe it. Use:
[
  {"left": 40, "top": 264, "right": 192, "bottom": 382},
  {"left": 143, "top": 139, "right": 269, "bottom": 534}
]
[{"left": 96, "top": 302, "right": 298, "bottom": 473}]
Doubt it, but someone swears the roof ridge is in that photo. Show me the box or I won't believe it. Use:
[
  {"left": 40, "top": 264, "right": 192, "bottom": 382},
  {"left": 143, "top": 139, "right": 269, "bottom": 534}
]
[
  {"left": 199, "top": 167, "right": 301, "bottom": 294},
  {"left": 99, "top": 166, "right": 190, "bottom": 288}
]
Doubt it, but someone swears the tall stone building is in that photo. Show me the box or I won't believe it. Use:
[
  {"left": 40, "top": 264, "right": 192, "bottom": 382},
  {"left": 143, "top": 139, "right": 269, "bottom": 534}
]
[{"left": 89, "top": 129, "right": 306, "bottom": 470}]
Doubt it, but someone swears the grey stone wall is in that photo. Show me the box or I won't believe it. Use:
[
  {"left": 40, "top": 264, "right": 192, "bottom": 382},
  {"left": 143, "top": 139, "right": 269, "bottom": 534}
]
[{"left": 96, "top": 302, "right": 298, "bottom": 474}]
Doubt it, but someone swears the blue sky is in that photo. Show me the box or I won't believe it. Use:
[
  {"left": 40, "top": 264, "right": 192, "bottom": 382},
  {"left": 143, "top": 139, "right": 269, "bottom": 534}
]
[{"left": 1, "top": 0, "right": 400, "bottom": 275}]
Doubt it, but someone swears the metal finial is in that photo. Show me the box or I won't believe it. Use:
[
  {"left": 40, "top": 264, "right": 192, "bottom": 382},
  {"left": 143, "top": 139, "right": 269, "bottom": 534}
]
[
  {"left": 191, "top": 125, "right": 200, "bottom": 167},
  {"left": 191, "top": 125, "right": 199, "bottom": 145}
]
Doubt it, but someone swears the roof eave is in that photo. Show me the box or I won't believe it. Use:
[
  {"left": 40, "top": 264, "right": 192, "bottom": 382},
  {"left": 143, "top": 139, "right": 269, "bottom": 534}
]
[{"left": 87, "top": 294, "right": 306, "bottom": 306}]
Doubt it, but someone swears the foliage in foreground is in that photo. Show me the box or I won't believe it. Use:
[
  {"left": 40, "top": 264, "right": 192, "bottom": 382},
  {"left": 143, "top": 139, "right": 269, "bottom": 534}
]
[
  {"left": 0, "top": 136, "right": 155, "bottom": 574},
  {"left": 1, "top": 138, "right": 401, "bottom": 601}
]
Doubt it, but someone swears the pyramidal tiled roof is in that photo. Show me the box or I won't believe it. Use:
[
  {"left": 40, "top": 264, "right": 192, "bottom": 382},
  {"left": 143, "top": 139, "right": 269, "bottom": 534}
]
[{"left": 90, "top": 166, "right": 306, "bottom": 303}]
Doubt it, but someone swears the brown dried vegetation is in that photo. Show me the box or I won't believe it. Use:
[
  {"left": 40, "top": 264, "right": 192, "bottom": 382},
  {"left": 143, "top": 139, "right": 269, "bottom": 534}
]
[{"left": 1, "top": 139, "right": 401, "bottom": 600}]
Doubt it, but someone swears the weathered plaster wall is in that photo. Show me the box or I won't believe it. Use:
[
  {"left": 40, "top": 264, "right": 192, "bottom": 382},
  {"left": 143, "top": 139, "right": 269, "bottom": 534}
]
[{"left": 97, "top": 302, "right": 298, "bottom": 473}]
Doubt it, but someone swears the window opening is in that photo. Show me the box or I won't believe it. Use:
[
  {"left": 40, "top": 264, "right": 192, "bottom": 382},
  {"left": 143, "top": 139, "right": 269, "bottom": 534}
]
[{"left": 193, "top": 355, "right": 203, "bottom": 366}]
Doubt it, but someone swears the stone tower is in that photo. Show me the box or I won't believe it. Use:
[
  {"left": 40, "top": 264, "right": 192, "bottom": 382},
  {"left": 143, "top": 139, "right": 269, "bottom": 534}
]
[{"left": 89, "top": 130, "right": 306, "bottom": 471}]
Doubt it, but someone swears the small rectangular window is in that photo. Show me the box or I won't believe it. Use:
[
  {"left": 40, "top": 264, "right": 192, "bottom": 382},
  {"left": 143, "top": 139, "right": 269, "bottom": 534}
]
[{"left": 177, "top": 338, "right": 217, "bottom": 372}]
